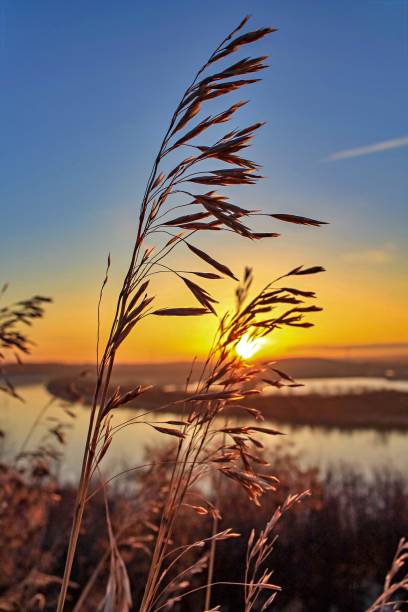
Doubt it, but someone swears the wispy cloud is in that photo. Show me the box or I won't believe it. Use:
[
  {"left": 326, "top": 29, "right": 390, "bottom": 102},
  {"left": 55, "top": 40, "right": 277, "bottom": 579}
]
[
  {"left": 327, "top": 135, "right": 408, "bottom": 161},
  {"left": 342, "top": 242, "right": 397, "bottom": 264}
]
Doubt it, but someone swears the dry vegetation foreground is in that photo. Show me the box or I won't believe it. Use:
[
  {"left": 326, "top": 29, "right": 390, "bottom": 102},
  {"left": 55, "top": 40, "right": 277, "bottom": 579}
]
[{"left": 0, "top": 445, "right": 407, "bottom": 611}]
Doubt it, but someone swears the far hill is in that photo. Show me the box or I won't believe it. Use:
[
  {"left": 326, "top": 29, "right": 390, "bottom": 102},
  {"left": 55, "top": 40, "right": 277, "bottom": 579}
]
[{"left": 5, "top": 357, "right": 408, "bottom": 387}]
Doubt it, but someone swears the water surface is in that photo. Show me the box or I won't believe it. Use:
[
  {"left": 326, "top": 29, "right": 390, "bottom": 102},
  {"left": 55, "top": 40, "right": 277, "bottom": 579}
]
[{"left": 1, "top": 383, "right": 407, "bottom": 482}]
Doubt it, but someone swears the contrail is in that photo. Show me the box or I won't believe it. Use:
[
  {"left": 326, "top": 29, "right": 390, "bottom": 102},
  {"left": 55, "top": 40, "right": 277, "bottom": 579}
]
[{"left": 327, "top": 135, "right": 408, "bottom": 161}]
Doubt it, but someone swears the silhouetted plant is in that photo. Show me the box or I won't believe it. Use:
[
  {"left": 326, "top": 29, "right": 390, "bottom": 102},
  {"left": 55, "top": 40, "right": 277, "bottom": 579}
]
[
  {"left": 0, "top": 284, "right": 51, "bottom": 400},
  {"left": 56, "top": 17, "right": 326, "bottom": 611}
]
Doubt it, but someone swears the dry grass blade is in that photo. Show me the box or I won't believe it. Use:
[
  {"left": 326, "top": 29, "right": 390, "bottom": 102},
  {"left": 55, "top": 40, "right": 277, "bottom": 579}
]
[
  {"left": 163, "top": 212, "right": 210, "bottom": 226},
  {"left": 252, "top": 232, "right": 280, "bottom": 239},
  {"left": 366, "top": 538, "right": 408, "bottom": 611},
  {"left": 151, "top": 426, "right": 186, "bottom": 439},
  {"left": 287, "top": 265, "right": 326, "bottom": 276},
  {"left": 244, "top": 491, "right": 310, "bottom": 611},
  {"left": 152, "top": 308, "right": 211, "bottom": 316},
  {"left": 270, "top": 213, "right": 328, "bottom": 227},
  {"left": 186, "top": 243, "right": 238, "bottom": 281},
  {"left": 189, "top": 272, "right": 222, "bottom": 280},
  {"left": 181, "top": 277, "right": 218, "bottom": 315}
]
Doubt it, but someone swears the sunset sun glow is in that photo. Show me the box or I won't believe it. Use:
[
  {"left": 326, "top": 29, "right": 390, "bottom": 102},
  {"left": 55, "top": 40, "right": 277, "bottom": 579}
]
[{"left": 235, "top": 333, "right": 264, "bottom": 360}]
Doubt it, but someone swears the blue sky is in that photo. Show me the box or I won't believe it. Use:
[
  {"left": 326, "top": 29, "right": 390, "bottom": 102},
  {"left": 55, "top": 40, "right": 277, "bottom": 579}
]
[{"left": 1, "top": 1, "right": 407, "bottom": 361}]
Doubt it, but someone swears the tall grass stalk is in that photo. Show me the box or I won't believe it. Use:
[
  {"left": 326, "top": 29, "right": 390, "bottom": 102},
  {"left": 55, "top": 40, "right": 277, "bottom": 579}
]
[
  {"left": 56, "top": 16, "right": 326, "bottom": 611},
  {"left": 137, "top": 267, "right": 322, "bottom": 611}
]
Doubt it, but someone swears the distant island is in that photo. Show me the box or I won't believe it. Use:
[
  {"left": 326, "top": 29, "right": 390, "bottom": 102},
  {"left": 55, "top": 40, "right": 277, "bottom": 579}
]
[{"left": 4, "top": 358, "right": 408, "bottom": 432}]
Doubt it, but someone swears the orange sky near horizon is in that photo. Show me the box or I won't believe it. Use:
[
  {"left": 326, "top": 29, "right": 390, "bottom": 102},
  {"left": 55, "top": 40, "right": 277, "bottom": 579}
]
[{"left": 21, "top": 227, "right": 408, "bottom": 365}]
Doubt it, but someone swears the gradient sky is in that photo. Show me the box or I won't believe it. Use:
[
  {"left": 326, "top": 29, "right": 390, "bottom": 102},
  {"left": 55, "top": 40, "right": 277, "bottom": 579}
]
[{"left": 1, "top": 1, "right": 407, "bottom": 363}]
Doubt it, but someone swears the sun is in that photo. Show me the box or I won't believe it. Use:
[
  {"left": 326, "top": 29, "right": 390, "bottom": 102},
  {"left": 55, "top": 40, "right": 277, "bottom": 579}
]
[{"left": 235, "top": 333, "right": 264, "bottom": 360}]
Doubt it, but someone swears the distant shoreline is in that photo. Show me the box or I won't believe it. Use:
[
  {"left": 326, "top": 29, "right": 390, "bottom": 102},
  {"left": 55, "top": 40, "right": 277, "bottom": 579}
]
[
  {"left": 5, "top": 356, "right": 408, "bottom": 386},
  {"left": 5, "top": 358, "right": 408, "bottom": 432},
  {"left": 41, "top": 375, "right": 408, "bottom": 433}
]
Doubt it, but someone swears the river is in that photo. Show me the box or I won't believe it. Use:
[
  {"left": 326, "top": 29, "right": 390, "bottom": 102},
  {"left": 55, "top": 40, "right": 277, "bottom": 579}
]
[{"left": 1, "top": 381, "right": 407, "bottom": 482}]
